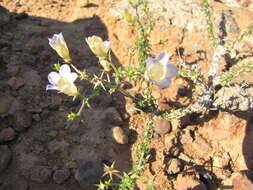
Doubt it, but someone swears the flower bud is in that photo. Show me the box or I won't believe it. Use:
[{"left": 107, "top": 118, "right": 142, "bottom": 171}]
[
  {"left": 86, "top": 36, "right": 110, "bottom": 58},
  {"left": 48, "top": 33, "right": 71, "bottom": 62}
]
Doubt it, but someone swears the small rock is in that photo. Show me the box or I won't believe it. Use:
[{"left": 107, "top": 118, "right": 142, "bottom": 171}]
[
  {"left": 166, "top": 158, "right": 183, "bottom": 175},
  {"left": 177, "top": 85, "right": 188, "bottom": 97},
  {"left": 0, "top": 127, "right": 16, "bottom": 142},
  {"left": 30, "top": 166, "right": 52, "bottom": 183},
  {"left": 13, "top": 110, "right": 32, "bottom": 132},
  {"left": 103, "top": 107, "right": 123, "bottom": 125},
  {"left": 153, "top": 119, "right": 172, "bottom": 135},
  {"left": 53, "top": 169, "right": 70, "bottom": 184},
  {"left": 7, "top": 77, "right": 25, "bottom": 90},
  {"left": 6, "top": 63, "right": 20, "bottom": 76},
  {"left": 22, "top": 70, "right": 41, "bottom": 88},
  {"left": 47, "top": 140, "right": 69, "bottom": 153},
  {"left": 0, "top": 96, "right": 14, "bottom": 115},
  {"left": 32, "top": 114, "right": 41, "bottom": 122},
  {"left": 75, "top": 161, "right": 100, "bottom": 188},
  {"left": 0, "top": 145, "right": 12, "bottom": 174},
  {"left": 66, "top": 160, "right": 78, "bottom": 169},
  {"left": 175, "top": 174, "right": 207, "bottom": 190},
  {"left": 112, "top": 126, "right": 128, "bottom": 144}
]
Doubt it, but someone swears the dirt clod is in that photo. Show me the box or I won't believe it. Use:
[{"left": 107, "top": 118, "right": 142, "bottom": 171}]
[{"left": 153, "top": 119, "right": 172, "bottom": 135}]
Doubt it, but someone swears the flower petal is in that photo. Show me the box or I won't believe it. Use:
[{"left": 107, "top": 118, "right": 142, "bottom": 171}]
[
  {"left": 166, "top": 64, "right": 178, "bottom": 79},
  {"left": 103, "top": 41, "right": 110, "bottom": 50},
  {"left": 68, "top": 72, "right": 78, "bottom": 82},
  {"left": 48, "top": 72, "right": 60, "bottom": 85},
  {"left": 46, "top": 84, "right": 59, "bottom": 91},
  {"left": 156, "top": 52, "right": 169, "bottom": 66},
  {"left": 154, "top": 78, "right": 171, "bottom": 88},
  {"left": 59, "top": 64, "right": 71, "bottom": 77},
  {"left": 146, "top": 57, "right": 155, "bottom": 69}
]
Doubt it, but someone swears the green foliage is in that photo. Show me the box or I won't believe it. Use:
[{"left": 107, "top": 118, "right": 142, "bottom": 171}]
[{"left": 202, "top": 0, "right": 218, "bottom": 47}]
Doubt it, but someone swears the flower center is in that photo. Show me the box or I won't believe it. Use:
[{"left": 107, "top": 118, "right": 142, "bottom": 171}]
[{"left": 148, "top": 62, "right": 166, "bottom": 82}]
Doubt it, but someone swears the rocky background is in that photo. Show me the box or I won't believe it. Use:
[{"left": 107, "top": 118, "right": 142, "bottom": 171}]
[{"left": 0, "top": 0, "right": 253, "bottom": 190}]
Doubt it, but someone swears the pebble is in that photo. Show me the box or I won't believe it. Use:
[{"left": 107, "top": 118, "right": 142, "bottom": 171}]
[
  {"left": 153, "top": 119, "right": 172, "bottom": 135},
  {"left": 103, "top": 107, "right": 123, "bottom": 125},
  {"left": 0, "top": 96, "right": 14, "bottom": 115},
  {"left": 6, "top": 63, "right": 20, "bottom": 76},
  {"left": 0, "top": 145, "right": 12, "bottom": 174},
  {"left": 177, "top": 85, "right": 188, "bottom": 97},
  {"left": 75, "top": 161, "right": 100, "bottom": 188},
  {"left": 166, "top": 158, "right": 183, "bottom": 175},
  {"left": 53, "top": 169, "right": 70, "bottom": 184},
  {"left": 30, "top": 166, "right": 52, "bottom": 183},
  {"left": 112, "top": 126, "right": 128, "bottom": 144},
  {"left": 7, "top": 77, "right": 25, "bottom": 90},
  {"left": 0, "top": 127, "right": 16, "bottom": 142},
  {"left": 13, "top": 110, "right": 32, "bottom": 132},
  {"left": 32, "top": 113, "right": 41, "bottom": 122}
]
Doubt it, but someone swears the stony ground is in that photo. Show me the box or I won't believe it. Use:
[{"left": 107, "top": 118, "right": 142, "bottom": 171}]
[{"left": 1, "top": 0, "right": 253, "bottom": 190}]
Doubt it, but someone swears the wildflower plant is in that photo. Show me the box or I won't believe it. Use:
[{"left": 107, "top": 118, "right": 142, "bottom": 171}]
[{"left": 45, "top": 0, "right": 253, "bottom": 189}]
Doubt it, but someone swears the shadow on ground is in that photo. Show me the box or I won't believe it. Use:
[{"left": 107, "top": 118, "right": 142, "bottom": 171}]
[{"left": 0, "top": 5, "right": 133, "bottom": 190}]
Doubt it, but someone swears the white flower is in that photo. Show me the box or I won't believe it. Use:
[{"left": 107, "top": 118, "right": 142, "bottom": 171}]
[
  {"left": 145, "top": 52, "right": 178, "bottom": 88},
  {"left": 86, "top": 35, "right": 110, "bottom": 58},
  {"left": 46, "top": 64, "right": 78, "bottom": 97},
  {"left": 48, "top": 32, "right": 71, "bottom": 62}
]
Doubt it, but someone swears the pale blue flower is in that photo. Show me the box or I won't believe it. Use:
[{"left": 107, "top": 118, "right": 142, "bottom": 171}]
[
  {"left": 145, "top": 52, "right": 178, "bottom": 88},
  {"left": 46, "top": 64, "right": 78, "bottom": 96}
]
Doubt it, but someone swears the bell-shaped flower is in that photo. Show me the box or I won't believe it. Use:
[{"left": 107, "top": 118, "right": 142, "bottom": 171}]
[
  {"left": 48, "top": 32, "right": 71, "bottom": 62},
  {"left": 145, "top": 52, "right": 178, "bottom": 88},
  {"left": 46, "top": 64, "right": 78, "bottom": 97},
  {"left": 86, "top": 35, "right": 110, "bottom": 58}
]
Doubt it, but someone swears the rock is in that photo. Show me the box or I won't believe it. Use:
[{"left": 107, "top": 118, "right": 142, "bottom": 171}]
[
  {"left": 75, "top": 161, "right": 100, "bottom": 189},
  {"left": 0, "top": 96, "right": 14, "bottom": 115},
  {"left": 103, "top": 107, "right": 123, "bottom": 125},
  {"left": 125, "top": 97, "right": 138, "bottom": 116},
  {"left": 47, "top": 140, "right": 70, "bottom": 153},
  {"left": 0, "top": 145, "right": 12, "bottom": 174},
  {"left": 53, "top": 169, "right": 70, "bottom": 184},
  {"left": 22, "top": 70, "right": 41, "bottom": 88},
  {"left": 30, "top": 166, "right": 52, "bottom": 183},
  {"left": 166, "top": 158, "right": 183, "bottom": 175},
  {"left": 13, "top": 110, "right": 32, "bottom": 132},
  {"left": 112, "top": 126, "right": 128, "bottom": 144},
  {"left": 32, "top": 114, "right": 41, "bottom": 122},
  {"left": 177, "top": 85, "right": 188, "bottom": 97},
  {"left": 175, "top": 174, "right": 207, "bottom": 190},
  {"left": 222, "top": 171, "right": 253, "bottom": 190},
  {"left": 7, "top": 77, "right": 25, "bottom": 90},
  {"left": 153, "top": 119, "right": 172, "bottom": 135},
  {"left": 0, "top": 127, "right": 16, "bottom": 142},
  {"left": 6, "top": 63, "right": 20, "bottom": 76},
  {"left": 0, "top": 6, "right": 10, "bottom": 26}
]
